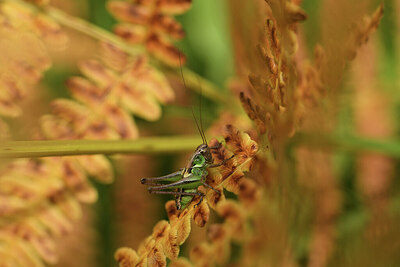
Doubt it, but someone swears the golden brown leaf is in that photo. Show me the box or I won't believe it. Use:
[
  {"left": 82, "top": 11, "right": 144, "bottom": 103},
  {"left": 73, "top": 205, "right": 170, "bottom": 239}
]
[
  {"left": 162, "top": 225, "right": 179, "bottom": 259},
  {"left": 61, "top": 159, "right": 97, "bottom": 203},
  {"left": 158, "top": 0, "right": 192, "bottom": 15},
  {"left": 151, "top": 14, "right": 185, "bottom": 39},
  {"left": 33, "top": 14, "right": 68, "bottom": 49},
  {"left": 189, "top": 243, "right": 213, "bottom": 266},
  {"left": 122, "top": 56, "right": 175, "bottom": 103},
  {"left": 0, "top": 174, "right": 42, "bottom": 201},
  {"left": 224, "top": 124, "right": 258, "bottom": 167},
  {"left": 79, "top": 60, "right": 116, "bottom": 88},
  {"left": 75, "top": 155, "right": 114, "bottom": 183},
  {"left": 216, "top": 200, "right": 243, "bottom": 222},
  {"left": 152, "top": 220, "right": 171, "bottom": 241},
  {"left": 208, "top": 225, "right": 231, "bottom": 265},
  {"left": 216, "top": 201, "right": 246, "bottom": 240},
  {"left": 83, "top": 119, "right": 120, "bottom": 140},
  {"left": 137, "top": 236, "right": 154, "bottom": 256},
  {"left": 222, "top": 170, "right": 244, "bottom": 194},
  {"left": 0, "top": 234, "right": 45, "bottom": 267},
  {"left": 117, "top": 81, "right": 161, "bottom": 121},
  {"left": 114, "top": 23, "right": 147, "bottom": 44},
  {"left": 0, "top": 74, "right": 27, "bottom": 102},
  {"left": 170, "top": 257, "right": 193, "bottom": 267},
  {"left": 146, "top": 34, "right": 184, "bottom": 66},
  {"left": 51, "top": 99, "right": 93, "bottom": 134},
  {"left": 40, "top": 115, "right": 76, "bottom": 140},
  {"left": 13, "top": 219, "right": 57, "bottom": 264},
  {"left": 67, "top": 77, "right": 111, "bottom": 108},
  {"left": 238, "top": 178, "right": 261, "bottom": 208},
  {"left": 284, "top": 2, "right": 307, "bottom": 24},
  {"left": 107, "top": 1, "right": 151, "bottom": 24},
  {"left": 165, "top": 200, "right": 179, "bottom": 222},
  {"left": 346, "top": 3, "right": 384, "bottom": 60},
  {"left": 100, "top": 42, "right": 130, "bottom": 72},
  {"left": 193, "top": 200, "right": 210, "bottom": 227},
  {"left": 51, "top": 192, "right": 82, "bottom": 221},
  {"left": 239, "top": 91, "right": 267, "bottom": 134},
  {"left": 0, "top": 96, "right": 22, "bottom": 117},
  {"left": 0, "top": 195, "right": 26, "bottom": 217},
  {"left": 103, "top": 104, "right": 139, "bottom": 138},
  {"left": 175, "top": 210, "right": 191, "bottom": 245},
  {"left": 135, "top": 256, "right": 148, "bottom": 267},
  {"left": 37, "top": 205, "right": 73, "bottom": 237},
  {"left": 147, "top": 244, "right": 167, "bottom": 267},
  {"left": 115, "top": 247, "right": 139, "bottom": 267}
]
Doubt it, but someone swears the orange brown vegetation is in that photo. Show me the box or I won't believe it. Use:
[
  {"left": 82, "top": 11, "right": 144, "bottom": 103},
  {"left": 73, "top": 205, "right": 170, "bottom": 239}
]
[
  {"left": 115, "top": 125, "right": 258, "bottom": 267},
  {"left": 0, "top": 0, "right": 191, "bottom": 265},
  {"left": 108, "top": 0, "right": 191, "bottom": 66},
  {"left": 0, "top": 0, "right": 393, "bottom": 266}
]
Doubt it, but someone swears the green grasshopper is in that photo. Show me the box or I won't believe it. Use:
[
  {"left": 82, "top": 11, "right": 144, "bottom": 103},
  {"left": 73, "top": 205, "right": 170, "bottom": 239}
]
[
  {"left": 141, "top": 122, "right": 233, "bottom": 210},
  {"left": 141, "top": 55, "right": 233, "bottom": 210}
]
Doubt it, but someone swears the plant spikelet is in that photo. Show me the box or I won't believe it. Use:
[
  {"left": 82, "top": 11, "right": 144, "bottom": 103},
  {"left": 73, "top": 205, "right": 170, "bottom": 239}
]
[{"left": 346, "top": 3, "right": 384, "bottom": 61}]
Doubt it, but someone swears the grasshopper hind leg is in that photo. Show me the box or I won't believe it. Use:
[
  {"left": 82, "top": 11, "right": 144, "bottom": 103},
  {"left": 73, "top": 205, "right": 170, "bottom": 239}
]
[{"left": 141, "top": 169, "right": 183, "bottom": 185}]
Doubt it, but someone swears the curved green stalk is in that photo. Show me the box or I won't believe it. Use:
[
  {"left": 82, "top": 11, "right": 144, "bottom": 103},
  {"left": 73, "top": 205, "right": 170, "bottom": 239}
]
[
  {"left": 0, "top": 136, "right": 202, "bottom": 158},
  {"left": 3, "top": 133, "right": 400, "bottom": 159}
]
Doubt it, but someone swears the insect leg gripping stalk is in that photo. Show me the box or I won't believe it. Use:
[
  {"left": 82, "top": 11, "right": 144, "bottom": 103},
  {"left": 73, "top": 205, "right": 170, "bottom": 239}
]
[
  {"left": 208, "top": 154, "right": 235, "bottom": 168},
  {"left": 200, "top": 174, "right": 220, "bottom": 194}
]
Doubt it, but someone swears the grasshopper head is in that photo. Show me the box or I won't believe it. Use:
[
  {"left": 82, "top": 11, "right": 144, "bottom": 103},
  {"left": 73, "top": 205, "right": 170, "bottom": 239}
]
[{"left": 195, "top": 143, "right": 213, "bottom": 164}]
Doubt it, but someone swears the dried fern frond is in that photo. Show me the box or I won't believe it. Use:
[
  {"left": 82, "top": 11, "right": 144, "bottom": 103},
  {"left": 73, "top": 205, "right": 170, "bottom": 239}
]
[
  {"left": 296, "top": 4, "right": 384, "bottom": 132},
  {"left": 0, "top": 152, "right": 114, "bottom": 266},
  {"left": 345, "top": 3, "right": 384, "bottom": 61},
  {"left": 0, "top": 2, "right": 179, "bottom": 266},
  {"left": 229, "top": 0, "right": 387, "bottom": 266},
  {"left": 107, "top": 0, "right": 191, "bottom": 66},
  {"left": 239, "top": 0, "right": 306, "bottom": 154},
  {"left": 115, "top": 126, "right": 259, "bottom": 267},
  {"left": 0, "top": 1, "right": 67, "bottom": 119}
]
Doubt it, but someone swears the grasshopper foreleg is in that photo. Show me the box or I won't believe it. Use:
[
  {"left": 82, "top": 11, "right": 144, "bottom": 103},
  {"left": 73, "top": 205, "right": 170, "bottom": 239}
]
[
  {"left": 208, "top": 154, "right": 235, "bottom": 168},
  {"left": 194, "top": 195, "right": 204, "bottom": 208},
  {"left": 201, "top": 174, "right": 220, "bottom": 194}
]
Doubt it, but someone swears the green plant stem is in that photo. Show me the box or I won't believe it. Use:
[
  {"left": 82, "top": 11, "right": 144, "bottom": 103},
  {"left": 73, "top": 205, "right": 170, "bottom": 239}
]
[
  {"left": 289, "top": 133, "right": 400, "bottom": 158},
  {"left": 8, "top": 0, "right": 227, "bottom": 103},
  {"left": 0, "top": 136, "right": 202, "bottom": 158},
  {"left": 3, "top": 133, "right": 400, "bottom": 159}
]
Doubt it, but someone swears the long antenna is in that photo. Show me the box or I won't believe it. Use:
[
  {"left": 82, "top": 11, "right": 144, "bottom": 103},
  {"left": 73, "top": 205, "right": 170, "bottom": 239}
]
[
  {"left": 179, "top": 53, "right": 206, "bottom": 144},
  {"left": 192, "top": 107, "right": 206, "bottom": 144},
  {"left": 196, "top": 77, "right": 207, "bottom": 144}
]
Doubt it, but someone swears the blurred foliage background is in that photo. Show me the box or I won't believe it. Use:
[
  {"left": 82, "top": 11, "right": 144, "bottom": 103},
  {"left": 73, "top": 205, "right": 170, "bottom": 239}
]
[
  {"left": 43, "top": 1, "right": 237, "bottom": 266},
  {"left": 6, "top": 0, "right": 399, "bottom": 266}
]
